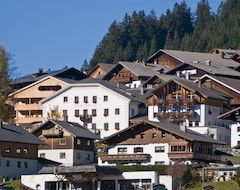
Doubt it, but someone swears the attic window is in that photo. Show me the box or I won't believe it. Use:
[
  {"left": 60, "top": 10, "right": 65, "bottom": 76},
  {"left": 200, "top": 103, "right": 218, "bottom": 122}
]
[
  {"left": 59, "top": 138, "right": 66, "bottom": 145},
  {"left": 38, "top": 85, "right": 61, "bottom": 91}
]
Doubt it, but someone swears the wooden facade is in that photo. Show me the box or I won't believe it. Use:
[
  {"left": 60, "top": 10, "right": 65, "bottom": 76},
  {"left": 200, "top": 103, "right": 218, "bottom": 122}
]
[{"left": 99, "top": 122, "right": 221, "bottom": 163}]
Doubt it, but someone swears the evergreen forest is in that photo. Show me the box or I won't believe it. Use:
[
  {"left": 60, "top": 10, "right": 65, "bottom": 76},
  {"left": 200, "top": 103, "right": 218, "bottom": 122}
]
[{"left": 89, "top": 0, "right": 240, "bottom": 69}]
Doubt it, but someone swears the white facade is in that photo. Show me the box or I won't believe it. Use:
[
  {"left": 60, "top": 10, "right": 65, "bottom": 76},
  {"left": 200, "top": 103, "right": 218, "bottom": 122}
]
[
  {"left": 98, "top": 143, "right": 170, "bottom": 166},
  {"left": 22, "top": 171, "right": 171, "bottom": 190},
  {"left": 148, "top": 104, "right": 231, "bottom": 144},
  {"left": 230, "top": 122, "right": 240, "bottom": 148},
  {"left": 41, "top": 83, "right": 140, "bottom": 138},
  {"left": 0, "top": 157, "right": 38, "bottom": 179},
  {"left": 38, "top": 149, "right": 94, "bottom": 166}
]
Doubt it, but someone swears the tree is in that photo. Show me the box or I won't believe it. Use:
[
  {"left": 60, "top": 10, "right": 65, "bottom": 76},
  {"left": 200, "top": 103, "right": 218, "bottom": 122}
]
[
  {"left": 47, "top": 105, "right": 63, "bottom": 120},
  {"left": 167, "top": 162, "right": 187, "bottom": 188},
  {"left": 0, "top": 46, "right": 14, "bottom": 122}
]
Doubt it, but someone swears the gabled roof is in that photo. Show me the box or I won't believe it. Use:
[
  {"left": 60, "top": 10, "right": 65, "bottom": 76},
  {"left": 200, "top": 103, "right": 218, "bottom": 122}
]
[
  {"left": 8, "top": 76, "right": 70, "bottom": 97},
  {"left": 198, "top": 74, "right": 240, "bottom": 94},
  {"left": 40, "top": 77, "right": 144, "bottom": 104},
  {"left": 87, "top": 63, "right": 115, "bottom": 77},
  {"left": 0, "top": 122, "right": 45, "bottom": 145},
  {"left": 103, "top": 61, "right": 169, "bottom": 80},
  {"left": 10, "top": 67, "right": 86, "bottom": 87},
  {"left": 151, "top": 77, "right": 228, "bottom": 101},
  {"left": 100, "top": 120, "right": 225, "bottom": 145},
  {"left": 148, "top": 49, "right": 240, "bottom": 68},
  {"left": 33, "top": 119, "right": 100, "bottom": 140},
  {"left": 218, "top": 106, "right": 240, "bottom": 120}
]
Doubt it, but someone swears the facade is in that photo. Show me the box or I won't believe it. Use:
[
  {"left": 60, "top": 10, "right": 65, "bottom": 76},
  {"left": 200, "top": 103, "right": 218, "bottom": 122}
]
[
  {"left": 21, "top": 168, "right": 171, "bottom": 190},
  {"left": 102, "top": 61, "right": 166, "bottom": 88},
  {"left": 8, "top": 76, "right": 72, "bottom": 129},
  {"left": 0, "top": 121, "right": 44, "bottom": 179},
  {"left": 147, "top": 78, "right": 231, "bottom": 144},
  {"left": 97, "top": 120, "right": 224, "bottom": 166},
  {"left": 32, "top": 119, "right": 99, "bottom": 166},
  {"left": 40, "top": 78, "right": 146, "bottom": 138},
  {"left": 87, "top": 63, "right": 115, "bottom": 79}
]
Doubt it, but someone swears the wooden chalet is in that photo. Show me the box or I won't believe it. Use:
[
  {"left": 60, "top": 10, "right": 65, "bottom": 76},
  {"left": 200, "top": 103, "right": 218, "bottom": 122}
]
[
  {"left": 102, "top": 61, "right": 166, "bottom": 85},
  {"left": 198, "top": 74, "right": 240, "bottom": 107},
  {"left": 87, "top": 63, "right": 115, "bottom": 79},
  {"left": 147, "top": 77, "right": 228, "bottom": 124},
  {"left": 146, "top": 49, "right": 240, "bottom": 79},
  {"left": 98, "top": 120, "right": 224, "bottom": 164},
  {"left": 33, "top": 119, "right": 100, "bottom": 166}
]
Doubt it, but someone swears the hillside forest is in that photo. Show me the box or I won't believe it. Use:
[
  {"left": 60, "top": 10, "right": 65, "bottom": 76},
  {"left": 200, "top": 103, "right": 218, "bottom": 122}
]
[{"left": 89, "top": 0, "right": 240, "bottom": 69}]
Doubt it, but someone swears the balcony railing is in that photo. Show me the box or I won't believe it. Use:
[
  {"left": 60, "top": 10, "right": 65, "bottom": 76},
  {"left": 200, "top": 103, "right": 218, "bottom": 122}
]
[
  {"left": 42, "top": 128, "right": 63, "bottom": 137},
  {"left": 80, "top": 114, "right": 92, "bottom": 123},
  {"left": 168, "top": 152, "right": 221, "bottom": 162},
  {"left": 99, "top": 153, "right": 150, "bottom": 162}
]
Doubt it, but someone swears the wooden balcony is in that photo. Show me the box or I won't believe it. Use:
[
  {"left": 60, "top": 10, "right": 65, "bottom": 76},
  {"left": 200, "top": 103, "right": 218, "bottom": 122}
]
[
  {"left": 80, "top": 114, "right": 92, "bottom": 123},
  {"left": 42, "top": 128, "right": 63, "bottom": 137},
  {"left": 168, "top": 99, "right": 181, "bottom": 105},
  {"left": 168, "top": 152, "right": 221, "bottom": 162},
  {"left": 156, "top": 100, "right": 166, "bottom": 107},
  {"left": 99, "top": 153, "right": 150, "bottom": 162},
  {"left": 16, "top": 116, "right": 42, "bottom": 124},
  {"left": 183, "top": 98, "right": 195, "bottom": 106},
  {"left": 15, "top": 103, "right": 41, "bottom": 111}
]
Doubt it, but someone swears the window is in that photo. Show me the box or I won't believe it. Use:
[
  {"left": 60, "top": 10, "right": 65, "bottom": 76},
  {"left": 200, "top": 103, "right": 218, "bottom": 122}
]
[
  {"left": 77, "top": 139, "right": 81, "bottom": 145},
  {"left": 74, "top": 96, "right": 79, "bottom": 104},
  {"left": 104, "top": 95, "right": 108, "bottom": 101},
  {"left": 115, "top": 123, "right": 120, "bottom": 130},
  {"left": 92, "top": 123, "right": 96, "bottom": 130},
  {"left": 104, "top": 123, "right": 109, "bottom": 131},
  {"left": 6, "top": 160, "right": 10, "bottom": 167},
  {"left": 75, "top": 109, "right": 79, "bottom": 117},
  {"left": 5, "top": 147, "right": 10, "bottom": 153},
  {"left": 59, "top": 138, "right": 66, "bottom": 145},
  {"left": 152, "top": 133, "right": 157, "bottom": 138},
  {"left": 115, "top": 108, "right": 120, "bottom": 115},
  {"left": 162, "top": 131, "right": 166, "bottom": 138},
  {"left": 155, "top": 146, "right": 165, "bottom": 153},
  {"left": 86, "top": 140, "right": 91, "bottom": 146},
  {"left": 140, "top": 133, "right": 145, "bottom": 139},
  {"left": 17, "top": 161, "right": 21, "bottom": 168},
  {"left": 84, "top": 96, "right": 88, "bottom": 103},
  {"left": 77, "top": 152, "right": 81, "bottom": 160},
  {"left": 63, "top": 96, "right": 68, "bottom": 102},
  {"left": 16, "top": 148, "right": 21, "bottom": 154},
  {"left": 86, "top": 154, "right": 90, "bottom": 160},
  {"left": 92, "top": 109, "right": 97, "bottom": 116},
  {"left": 62, "top": 110, "right": 67, "bottom": 117},
  {"left": 38, "top": 85, "right": 61, "bottom": 91},
  {"left": 238, "top": 127, "right": 240, "bottom": 132},
  {"left": 134, "top": 147, "right": 143, "bottom": 153},
  {"left": 104, "top": 109, "right": 109, "bottom": 116},
  {"left": 60, "top": 152, "right": 66, "bottom": 159},
  {"left": 24, "top": 162, "right": 28, "bottom": 168},
  {"left": 155, "top": 161, "right": 165, "bottom": 165},
  {"left": 92, "top": 96, "right": 97, "bottom": 103},
  {"left": 40, "top": 153, "right": 45, "bottom": 158},
  {"left": 118, "top": 147, "right": 127, "bottom": 154},
  {"left": 23, "top": 148, "right": 28, "bottom": 154}
]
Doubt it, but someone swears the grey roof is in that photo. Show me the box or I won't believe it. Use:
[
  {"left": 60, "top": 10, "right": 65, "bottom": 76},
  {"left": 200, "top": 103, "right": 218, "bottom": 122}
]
[
  {"left": 199, "top": 74, "right": 240, "bottom": 93},
  {"left": 152, "top": 77, "right": 228, "bottom": 100},
  {"left": 10, "top": 67, "right": 86, "bottom": 86},
  {"left": 35, "top": 120, "right": 100, "bottom": 140},
  {"left": 148, "top": 49, "right": 240, "bottom": 77},
  {"left": 40, "top": 77, "right": 144, "bottom": 104},
  {"left": 101, "top": 120, "right": 225, "bottom": 145},
  {"left": 0, "top": 123, "right": 45, "bottom": 145},
  {"left": 38, "top": 165, "right": 121, "bottom": 175}
]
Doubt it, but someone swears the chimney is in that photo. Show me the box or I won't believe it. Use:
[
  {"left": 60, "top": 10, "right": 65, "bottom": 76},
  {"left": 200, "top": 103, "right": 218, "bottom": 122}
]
[
  {"left": 205, "top": 60, "right": 211, "bottom": 66},
  {"left": 198, "top": 79, "right": 201, "bottom": 88},
  {"left": 185, "top": 72, "right": 190, "bottom": 80},
  {"left": 176, "top": 71, "right": 181, "bottom": 77},
  {"left": 180, "top": 123, "right": 186, "bottom": 132},
  {"left": 140, "top": 84, "right": 144, "bottom": 95},
  {"left": 0, "top": 120, "right": 2, "bottom": 128}
]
